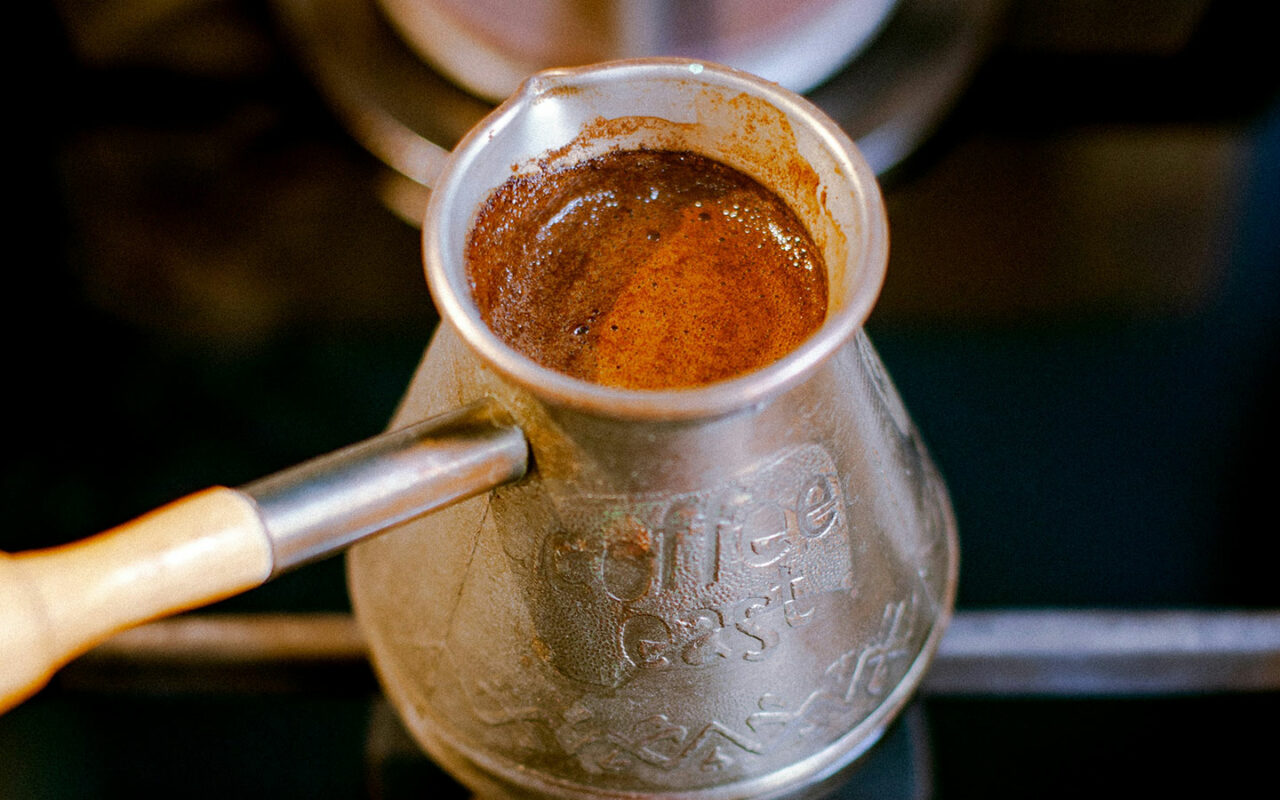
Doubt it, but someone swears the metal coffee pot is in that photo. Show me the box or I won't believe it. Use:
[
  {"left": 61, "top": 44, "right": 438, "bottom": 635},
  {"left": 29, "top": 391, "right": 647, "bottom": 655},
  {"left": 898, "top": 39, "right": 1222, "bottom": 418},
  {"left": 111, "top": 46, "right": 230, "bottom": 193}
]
[{"left": 1, "top": 59, "right": 957, "bottom": 800}]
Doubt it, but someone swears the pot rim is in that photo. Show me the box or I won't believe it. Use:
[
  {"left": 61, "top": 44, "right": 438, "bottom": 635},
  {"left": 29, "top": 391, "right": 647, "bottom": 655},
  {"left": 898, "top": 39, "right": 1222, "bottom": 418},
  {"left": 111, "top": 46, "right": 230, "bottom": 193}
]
[{"left": 424, "top": 57, "right": 889, "bottom": 421}]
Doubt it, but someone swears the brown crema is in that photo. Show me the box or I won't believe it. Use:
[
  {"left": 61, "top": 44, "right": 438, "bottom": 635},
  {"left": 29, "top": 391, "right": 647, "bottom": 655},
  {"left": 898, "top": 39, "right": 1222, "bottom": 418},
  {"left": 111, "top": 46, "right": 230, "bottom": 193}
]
[{"left": 465, "top": 149, "right": 828, "bottom": 390}]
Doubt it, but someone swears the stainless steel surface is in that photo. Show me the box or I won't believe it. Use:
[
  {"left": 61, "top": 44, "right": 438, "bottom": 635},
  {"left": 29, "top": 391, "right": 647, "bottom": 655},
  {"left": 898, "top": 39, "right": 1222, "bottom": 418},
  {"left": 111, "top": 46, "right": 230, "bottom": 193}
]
[
  {"left": 244, "top": 398, "right": 527, "bottom": 574},
  {"left": 271, "top": 0, "right": 1007, "bottom": 223},
  {"left": 65, "top": 609, "right": 1280, "bottom": 697},
  {"left": 925, "top": 609, "right": 1280, "bottom": 695},
  {"left": 347, "top": 60, "right": 957, "bottom": 799}
]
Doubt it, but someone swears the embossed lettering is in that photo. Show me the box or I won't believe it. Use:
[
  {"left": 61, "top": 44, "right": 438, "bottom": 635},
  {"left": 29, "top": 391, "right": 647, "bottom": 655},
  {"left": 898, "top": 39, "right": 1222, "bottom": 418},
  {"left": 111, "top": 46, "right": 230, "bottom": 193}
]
[
  {"left": 679, "top": 609, "right": 730, "bottom": 666},
  {"left": 733, "top": 595, "right": 780, "bottom": 662},
  {"left": 798, "top": 474, "right": 840, "bottom": 539},
  {"left": 621, "top": 614, "right": 672, "bottom": 668},
  {"left": 739, "top": 502, "right": 790, "bottom": 568},
  {"left": 528, "top": 444, "right": 854, "bottom": 687},
  {"left": 544, "top": 529, "right": 599, "bottom": 587},
  {"left": 602, "top": 515, "right": 655, "bottom": 602},
  {"left": 658, "top": 499, "right": 700, "bottom": 594},
  {"left": 782, "top": 567, "right": 815, "bottom": 627}
]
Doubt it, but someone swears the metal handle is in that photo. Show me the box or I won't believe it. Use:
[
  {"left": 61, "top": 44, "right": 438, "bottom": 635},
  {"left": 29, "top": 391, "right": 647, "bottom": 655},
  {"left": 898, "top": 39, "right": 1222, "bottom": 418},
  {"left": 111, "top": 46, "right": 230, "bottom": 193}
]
[
  {"left": 244, "top": 397, "right": 528, "bottom": 575},
  {"left": 0, "top": 398, "right": 528, "bottom": 714}
]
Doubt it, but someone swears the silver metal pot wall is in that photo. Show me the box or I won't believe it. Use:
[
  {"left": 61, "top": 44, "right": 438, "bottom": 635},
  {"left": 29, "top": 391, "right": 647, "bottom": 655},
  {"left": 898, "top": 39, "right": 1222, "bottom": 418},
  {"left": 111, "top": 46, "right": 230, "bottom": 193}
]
[{"left": 347, "top": 58, "right": 958, "bottom": 799}]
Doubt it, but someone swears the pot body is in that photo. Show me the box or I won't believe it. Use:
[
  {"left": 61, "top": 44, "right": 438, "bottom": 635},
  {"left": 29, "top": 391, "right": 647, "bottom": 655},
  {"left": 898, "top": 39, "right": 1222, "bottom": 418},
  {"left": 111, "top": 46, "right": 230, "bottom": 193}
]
[
  {"left": 348, "top": 325, "right": 956, "bottom": 798},
  {"left": 348, "top": 59, "right": 956, "bottom": 798}
]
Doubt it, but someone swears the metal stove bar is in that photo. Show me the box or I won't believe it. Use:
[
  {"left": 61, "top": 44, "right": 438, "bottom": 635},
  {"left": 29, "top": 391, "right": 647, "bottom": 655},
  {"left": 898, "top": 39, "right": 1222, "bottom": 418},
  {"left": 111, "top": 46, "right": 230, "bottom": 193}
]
[
  {"left": 61, "top": 609, "right": 1280, "bottom": 697},
  {"left": 925, "top": 609, "right": 1280, "bottom": 696}
]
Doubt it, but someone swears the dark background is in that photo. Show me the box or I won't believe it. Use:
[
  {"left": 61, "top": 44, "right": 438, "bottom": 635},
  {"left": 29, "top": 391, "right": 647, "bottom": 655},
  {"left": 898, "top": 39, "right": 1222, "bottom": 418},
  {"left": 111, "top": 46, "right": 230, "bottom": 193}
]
[{"left": 4, "top": 0, "right": 1279, "bottom": 796}]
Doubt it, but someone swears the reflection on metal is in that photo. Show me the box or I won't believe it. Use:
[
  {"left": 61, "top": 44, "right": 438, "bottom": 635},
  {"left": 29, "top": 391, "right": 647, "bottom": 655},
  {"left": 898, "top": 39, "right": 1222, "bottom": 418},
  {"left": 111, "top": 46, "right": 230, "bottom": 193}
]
[
  {"left": 926, "top": 609, "right": 1280, "bottom": 696},
  {"left": 270, "top": 0, "right": 1007, "bottom": 224},
  {"left": 77, "top": 613, "right": 367, "bottom": 665},
  {"left": 64, "top": 609, "right": 1280, "bottom": 697}
]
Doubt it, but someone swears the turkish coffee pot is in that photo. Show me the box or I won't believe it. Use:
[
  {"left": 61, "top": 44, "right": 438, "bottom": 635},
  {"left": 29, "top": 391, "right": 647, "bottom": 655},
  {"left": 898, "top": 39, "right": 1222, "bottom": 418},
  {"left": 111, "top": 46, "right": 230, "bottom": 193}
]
[{"left": 1, "top": 60, "right": 957, "bottom": 799}]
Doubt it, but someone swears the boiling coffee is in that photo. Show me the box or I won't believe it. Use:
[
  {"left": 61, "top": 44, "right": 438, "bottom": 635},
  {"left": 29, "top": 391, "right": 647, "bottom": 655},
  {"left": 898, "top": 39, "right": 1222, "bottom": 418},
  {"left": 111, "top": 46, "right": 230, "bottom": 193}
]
[{"left": 465, "top": 149, "right": 827, "bottom": 390}]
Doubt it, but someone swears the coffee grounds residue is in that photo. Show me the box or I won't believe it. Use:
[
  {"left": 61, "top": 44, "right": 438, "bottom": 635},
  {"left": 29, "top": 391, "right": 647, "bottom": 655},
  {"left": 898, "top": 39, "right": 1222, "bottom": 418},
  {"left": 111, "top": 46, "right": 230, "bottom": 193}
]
[{"left": 465, "top": 150, "right": 827, "bottom": 390}]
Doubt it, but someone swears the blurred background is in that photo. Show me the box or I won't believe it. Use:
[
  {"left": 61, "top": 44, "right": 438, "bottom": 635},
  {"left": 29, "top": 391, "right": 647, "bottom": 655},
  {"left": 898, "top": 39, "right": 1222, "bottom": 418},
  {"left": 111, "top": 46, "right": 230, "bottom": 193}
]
[{"left": 4, "top": 0, "right": 1278, "bottom": 796}]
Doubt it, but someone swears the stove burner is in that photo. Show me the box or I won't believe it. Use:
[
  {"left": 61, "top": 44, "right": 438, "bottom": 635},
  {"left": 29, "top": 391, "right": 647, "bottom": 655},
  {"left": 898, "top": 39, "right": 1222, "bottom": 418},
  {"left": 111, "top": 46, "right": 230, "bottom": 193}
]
[
  {"left": 271, "top": 0, "right": 1005, "bottom": 223},
  {"left": 373, "top": 0, "right": 903, "bottom": 103}
]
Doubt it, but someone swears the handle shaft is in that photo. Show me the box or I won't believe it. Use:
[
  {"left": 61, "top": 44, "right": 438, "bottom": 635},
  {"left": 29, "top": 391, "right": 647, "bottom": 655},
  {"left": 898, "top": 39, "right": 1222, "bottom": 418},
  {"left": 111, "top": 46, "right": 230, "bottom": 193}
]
[
  {"left": 243, "top": 398, "right": 529, "bottom": 574},
  {"left": 0, "top": 399, "right": 527, "bottom": 713}
]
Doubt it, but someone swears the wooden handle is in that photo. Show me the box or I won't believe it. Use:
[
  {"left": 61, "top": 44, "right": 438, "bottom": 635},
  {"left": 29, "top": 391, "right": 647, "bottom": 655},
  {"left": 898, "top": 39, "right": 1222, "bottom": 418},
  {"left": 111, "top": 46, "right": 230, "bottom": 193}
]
[
  {"left": 0, "top": 487, "right": 273, "bottom": 713},
  {"left": 0, "top": 399, "right": 528, "bottom": 715}
]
